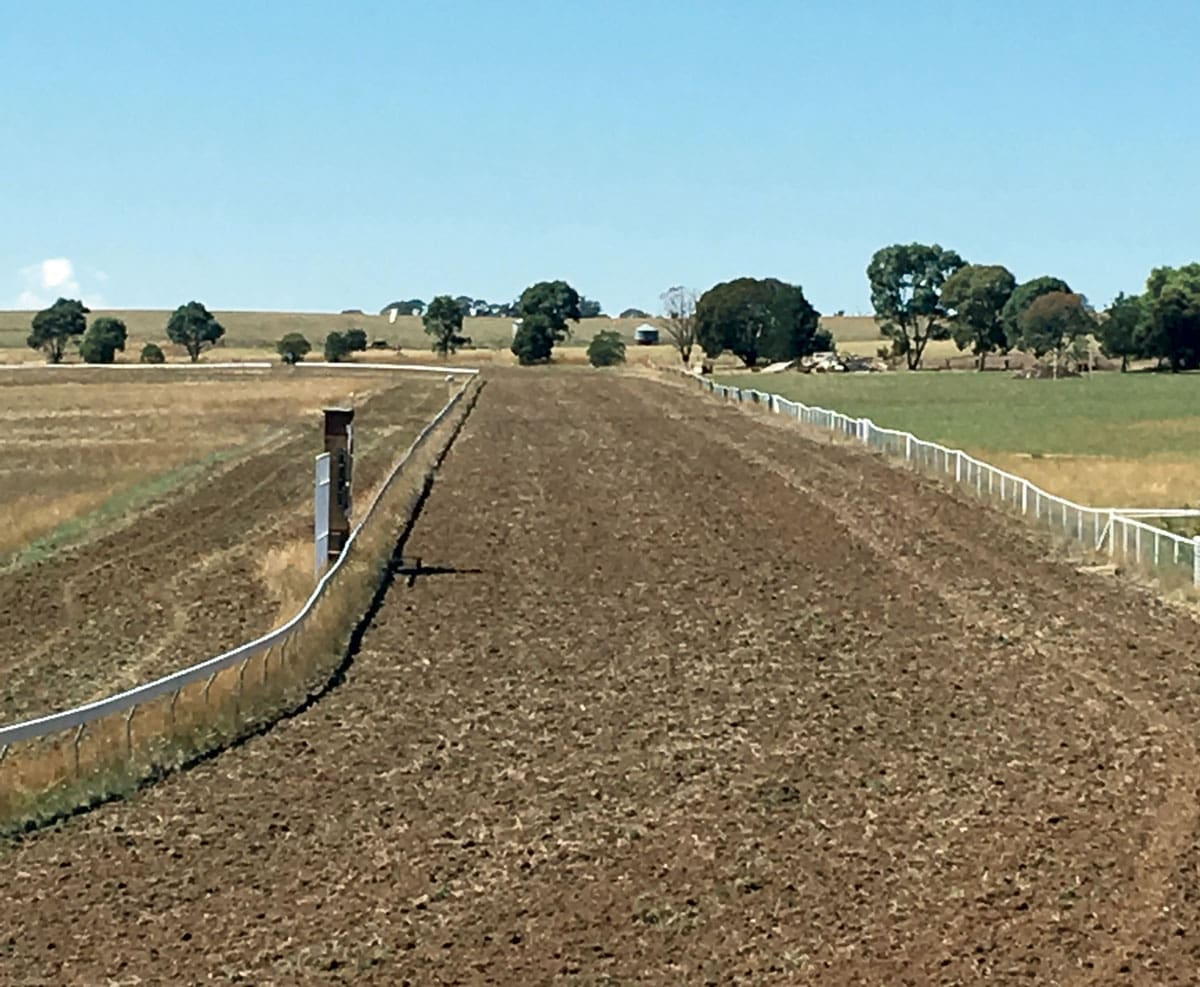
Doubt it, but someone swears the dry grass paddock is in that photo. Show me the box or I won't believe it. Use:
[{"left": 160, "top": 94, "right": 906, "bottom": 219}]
[{"left": 0, "top": 368, "right": 400, "bottom": 560}]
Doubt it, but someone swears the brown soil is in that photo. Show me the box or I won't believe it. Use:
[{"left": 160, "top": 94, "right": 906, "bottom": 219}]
[
  {"left": 0, "top": 380, "right": 445, "bottom": 722},
  {"left": 4, "top": 370, "right": 1200, "bottom": 984}
]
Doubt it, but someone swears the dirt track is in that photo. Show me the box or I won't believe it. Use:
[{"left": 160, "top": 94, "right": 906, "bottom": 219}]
[{"left": 5, "top": 371, "right": 1200, "bottom": 984}]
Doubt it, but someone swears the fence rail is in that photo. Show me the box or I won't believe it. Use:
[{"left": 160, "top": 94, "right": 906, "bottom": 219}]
[
  {"left": 0, "top": 360, "right": 481, "bottom": 375},
  {"left": 0, "top": 373, "right": 478, "bottom": 752},
  {"left": 689, "top": 374, "right": 1200, "bottom": 588}
]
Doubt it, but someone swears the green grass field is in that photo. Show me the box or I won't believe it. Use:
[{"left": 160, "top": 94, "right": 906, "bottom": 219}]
[{"left": 720, "top": 370, "right": 1200, "bottom": 509}]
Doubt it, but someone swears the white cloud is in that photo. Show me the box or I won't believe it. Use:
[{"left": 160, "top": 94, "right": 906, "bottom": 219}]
[
  {"left": 39, "top": 257, "right": 75, "bottom": 290},
  {"left": 13, "top": 257, "right": 100, "bottom": 308}
]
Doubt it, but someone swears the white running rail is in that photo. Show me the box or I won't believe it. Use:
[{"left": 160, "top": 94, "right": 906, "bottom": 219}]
[
  {"left": 688, "top": 373, "right": 1200, "bottom": 588},
  {"left": 0, "top": 360, "right": 480, "bottom": 375},
  {"left": 0, "top": 372, "right": 478, "bottom": 750}
]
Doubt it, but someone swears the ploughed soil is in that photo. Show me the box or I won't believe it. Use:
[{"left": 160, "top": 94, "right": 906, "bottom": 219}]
[
  {"left": 5, "top": 371, "right": 1200, "bottom": 984},
  {"left": 0, "top": 380, "right": 445, "bottom": 723}
]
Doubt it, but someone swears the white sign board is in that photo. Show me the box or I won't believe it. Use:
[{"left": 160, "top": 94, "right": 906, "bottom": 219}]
[{"left": 314, "top": 453, "right": 331, "bottom": 577}]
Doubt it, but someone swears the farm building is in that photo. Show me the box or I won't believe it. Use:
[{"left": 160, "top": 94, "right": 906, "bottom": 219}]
[{"left": 633, "top": 323, "right": 660, "bottom": 345}]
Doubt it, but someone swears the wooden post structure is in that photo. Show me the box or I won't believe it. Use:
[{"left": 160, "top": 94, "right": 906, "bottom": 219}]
[{"left": 323, "top": 407, "right": 354, "bottom": 562}]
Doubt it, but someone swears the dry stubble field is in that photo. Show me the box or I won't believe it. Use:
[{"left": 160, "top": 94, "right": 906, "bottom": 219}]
[
  {"left": 4, "top": 371, "right": 1200, "bottom": 983},
  {"left": 0, "top": 368, "right": 446, "bottom": 723}
]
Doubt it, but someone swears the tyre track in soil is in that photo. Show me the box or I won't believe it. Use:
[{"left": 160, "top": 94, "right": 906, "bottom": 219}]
[{"left": 3, "top": 373, "right": 1200, "bottom": 984}]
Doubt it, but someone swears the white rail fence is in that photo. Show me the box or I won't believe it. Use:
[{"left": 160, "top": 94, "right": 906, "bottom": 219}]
[
  {"left": 0, "top": 373, "right": 479, "bottom": 814},
  {"left": 0, "top": 360, "right": 481, "bottom": 374},
  {"left": 690, "top": 374, "right": 1200, "bottom": 587}
]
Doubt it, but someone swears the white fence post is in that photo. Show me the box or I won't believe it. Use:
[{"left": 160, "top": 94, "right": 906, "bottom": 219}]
[
  {"left": 955, "top": 450, "right": 962, "bottom": 483},
  {"left": 1108, "top": 511, "right": 1115, "bottom": 556}
]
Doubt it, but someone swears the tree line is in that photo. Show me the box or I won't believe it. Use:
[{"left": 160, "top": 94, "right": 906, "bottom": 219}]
[
  {"left": 383, "top": 282, "right": 658, "bottom": 367},
  {"left": 32, "top": 253, "right": 1196, "bottom": 372},
  {"left": 379, "top": 294, "right": 608, "bottom": 320},
  {"left": 282, "top": 285, "right": 592, "bottom": 365},
  {"left": 23, "top": 281, "right": 828, "bottom": 369},
  {"left": 494, "top": 278, "right": 831, "bottom": 369},
  {"left": 277, "top": 295, "right": 474, "bottom": 364},
  {"left": 494, "top": 252, "right": 1200, "bottom": 374},
  {"left": 866, "top": 243, "right": 1200, "bottom": 372},
  {"left": 27, "top": 298, "right": 225, "bottom": 364}
]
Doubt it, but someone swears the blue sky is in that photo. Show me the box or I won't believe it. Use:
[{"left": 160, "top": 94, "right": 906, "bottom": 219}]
[{"left": 2, "top": 1, "right": 1196, "bottom": 315}]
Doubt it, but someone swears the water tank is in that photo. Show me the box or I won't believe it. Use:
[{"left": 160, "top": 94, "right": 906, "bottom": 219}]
[{"left": 633, "top": 323, "right": 659, "bottom": 345}]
